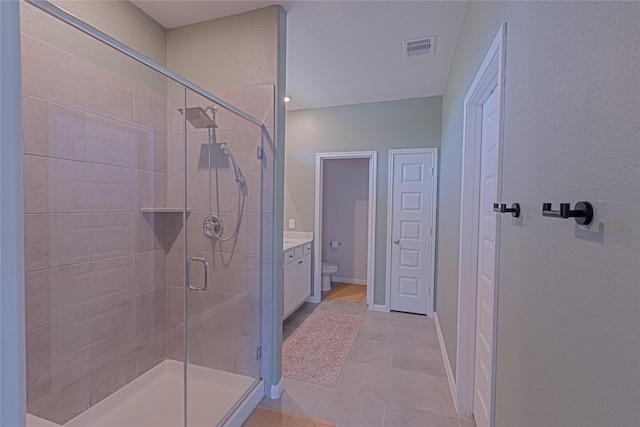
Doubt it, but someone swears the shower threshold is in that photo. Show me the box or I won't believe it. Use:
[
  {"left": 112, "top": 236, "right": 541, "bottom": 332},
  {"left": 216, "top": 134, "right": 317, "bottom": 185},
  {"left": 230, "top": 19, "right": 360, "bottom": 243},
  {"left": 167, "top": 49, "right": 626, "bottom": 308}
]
[{"left": 27, "top": 360, "right": 263, "bottom": 427}]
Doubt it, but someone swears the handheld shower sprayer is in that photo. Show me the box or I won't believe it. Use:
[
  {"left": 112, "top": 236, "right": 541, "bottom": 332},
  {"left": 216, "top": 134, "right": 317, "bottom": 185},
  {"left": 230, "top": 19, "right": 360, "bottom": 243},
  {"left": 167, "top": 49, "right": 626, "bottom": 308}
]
[{"left": 219, "top": 143, "right": 245, "bottom": 185}]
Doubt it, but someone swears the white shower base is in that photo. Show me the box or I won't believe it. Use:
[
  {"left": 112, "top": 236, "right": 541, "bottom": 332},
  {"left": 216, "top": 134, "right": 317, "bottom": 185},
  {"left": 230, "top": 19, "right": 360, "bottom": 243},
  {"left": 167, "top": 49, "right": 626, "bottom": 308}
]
[{"left": 27, "top": 360, "right": 263, "bottom": 427}]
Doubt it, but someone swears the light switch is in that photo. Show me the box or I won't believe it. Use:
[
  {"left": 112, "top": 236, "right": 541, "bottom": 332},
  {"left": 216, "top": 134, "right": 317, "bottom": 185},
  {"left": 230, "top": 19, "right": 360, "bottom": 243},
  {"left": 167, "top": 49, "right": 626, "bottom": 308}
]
[{"left": 288, "top": 219, "right": 295, "bottom": 229}]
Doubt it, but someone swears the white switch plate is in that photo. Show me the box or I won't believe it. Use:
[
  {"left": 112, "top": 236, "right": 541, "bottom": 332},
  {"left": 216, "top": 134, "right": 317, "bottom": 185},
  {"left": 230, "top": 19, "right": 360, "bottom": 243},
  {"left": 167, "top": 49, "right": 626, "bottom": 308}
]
[{"left": 288, "top": 219, "right": 295, "bottom": 229}]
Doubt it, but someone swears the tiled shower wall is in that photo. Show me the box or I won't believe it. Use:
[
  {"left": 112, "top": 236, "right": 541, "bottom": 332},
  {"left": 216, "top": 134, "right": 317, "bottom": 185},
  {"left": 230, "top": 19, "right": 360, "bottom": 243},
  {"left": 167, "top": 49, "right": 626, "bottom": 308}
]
[
  {"left": 164, "top": 86, "right": 274, "bottom": 378},
  {"left": 22, "top": 34, "right": 275, "bottom": 425},
  {"left": 22, "top": 35, "right": 170, "bottom": 424}
]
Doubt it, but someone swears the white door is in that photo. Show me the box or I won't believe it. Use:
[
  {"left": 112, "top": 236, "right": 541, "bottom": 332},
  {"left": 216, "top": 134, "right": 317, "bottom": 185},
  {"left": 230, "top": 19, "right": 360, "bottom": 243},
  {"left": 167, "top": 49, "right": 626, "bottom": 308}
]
[
  {"left": 388, "top": 149, "right": 437, "bottom": 315},
  {"left": 473, "top": 88, "right": 499, "bottom": 427}
]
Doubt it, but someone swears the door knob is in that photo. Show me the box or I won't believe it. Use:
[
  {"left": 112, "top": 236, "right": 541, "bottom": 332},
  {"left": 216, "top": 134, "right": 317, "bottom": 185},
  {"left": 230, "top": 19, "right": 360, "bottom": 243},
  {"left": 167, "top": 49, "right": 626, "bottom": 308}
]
[{"left": 393, "top": 239, "right": 400, "bottom": 244}]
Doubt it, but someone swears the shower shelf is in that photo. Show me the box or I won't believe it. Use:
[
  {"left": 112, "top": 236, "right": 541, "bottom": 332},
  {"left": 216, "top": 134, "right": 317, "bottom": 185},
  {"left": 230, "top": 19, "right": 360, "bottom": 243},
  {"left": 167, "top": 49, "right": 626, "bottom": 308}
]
[{"left": 140, "top": 208, "right": 191, "bottom": 213}]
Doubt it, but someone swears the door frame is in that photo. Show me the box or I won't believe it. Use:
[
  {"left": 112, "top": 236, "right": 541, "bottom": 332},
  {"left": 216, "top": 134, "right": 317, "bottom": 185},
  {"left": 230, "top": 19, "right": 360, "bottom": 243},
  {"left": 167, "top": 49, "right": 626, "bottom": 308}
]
[
  {"left": 456, "top": 24, "right": 506, "bottom": 423},
  {"left": 312, "top": 151, "right": 377, "bottom": 306},
  {"left": 385, "top": 148, "right": 438, "bottom": 316}
]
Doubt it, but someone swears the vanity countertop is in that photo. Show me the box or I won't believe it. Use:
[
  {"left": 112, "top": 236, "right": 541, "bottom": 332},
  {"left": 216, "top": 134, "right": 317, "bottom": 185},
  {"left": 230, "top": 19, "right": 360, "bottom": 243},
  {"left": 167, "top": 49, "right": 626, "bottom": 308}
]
[
  {"left": 283, "top": 231, "right": 313, "bottom": 251},
  {"left": 283, "top": 238, "right": 312, "bottom": 251}
]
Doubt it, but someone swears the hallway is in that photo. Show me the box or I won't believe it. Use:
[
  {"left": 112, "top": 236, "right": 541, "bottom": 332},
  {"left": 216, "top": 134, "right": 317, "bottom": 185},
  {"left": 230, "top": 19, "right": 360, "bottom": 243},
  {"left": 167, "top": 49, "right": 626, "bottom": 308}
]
[{"left": 263, "top": 299, "right": 476, "bottom": 427}]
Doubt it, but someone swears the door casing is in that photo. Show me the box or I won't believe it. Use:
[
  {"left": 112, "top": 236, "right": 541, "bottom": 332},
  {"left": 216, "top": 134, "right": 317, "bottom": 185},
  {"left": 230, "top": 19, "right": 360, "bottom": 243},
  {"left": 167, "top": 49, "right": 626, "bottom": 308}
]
[
  {"left": 312, "top": 151, "right": 377, "bottom": 307},
  {"left": 385, "top": 148, "right": 438, "bottom": 316},
  {"left": 456, "top": 24, "right": 506, "bottom": 425}
]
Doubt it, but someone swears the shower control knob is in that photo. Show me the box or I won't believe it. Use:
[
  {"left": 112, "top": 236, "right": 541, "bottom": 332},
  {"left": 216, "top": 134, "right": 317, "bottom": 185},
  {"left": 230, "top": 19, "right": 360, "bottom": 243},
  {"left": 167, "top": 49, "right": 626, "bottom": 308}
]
[{"left": 393, "top": 239, "right": 400, "bottom": 244}]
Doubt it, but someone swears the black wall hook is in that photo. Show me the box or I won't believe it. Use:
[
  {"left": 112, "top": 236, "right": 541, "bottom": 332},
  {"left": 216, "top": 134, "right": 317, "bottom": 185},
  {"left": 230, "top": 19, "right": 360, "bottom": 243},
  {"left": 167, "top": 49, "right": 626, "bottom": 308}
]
[
  {"left": 493, "top": 203, "right": 521, "bottom": 218},
  {"left": 542, "top": 201, "right": 593, "bottom": 225}
]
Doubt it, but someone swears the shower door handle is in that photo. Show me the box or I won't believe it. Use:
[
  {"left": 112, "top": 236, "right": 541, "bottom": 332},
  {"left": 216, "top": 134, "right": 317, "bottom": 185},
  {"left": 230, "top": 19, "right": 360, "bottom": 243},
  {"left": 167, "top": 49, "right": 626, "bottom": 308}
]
[{"left": 187, "top": 257, "right": 209, "bottom": 291}]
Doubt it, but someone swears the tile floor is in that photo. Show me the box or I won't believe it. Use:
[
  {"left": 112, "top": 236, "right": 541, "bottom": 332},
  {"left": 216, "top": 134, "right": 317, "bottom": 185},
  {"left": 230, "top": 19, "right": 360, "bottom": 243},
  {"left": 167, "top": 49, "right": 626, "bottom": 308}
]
[{"left": 260, "top": 295, "right": 477, "bottom": 427}]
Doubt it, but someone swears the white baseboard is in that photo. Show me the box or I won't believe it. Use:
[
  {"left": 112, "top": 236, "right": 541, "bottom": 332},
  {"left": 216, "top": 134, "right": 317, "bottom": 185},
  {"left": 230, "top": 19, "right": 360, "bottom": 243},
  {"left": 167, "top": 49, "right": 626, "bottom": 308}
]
[
  {"left": 332, "top": 276, "right": 367, "bottom": 285},
  {"left": 268, "top": 377, "right": 284, "bottom": 399},
  {"left": 371, "top": 304, "right": 389, "bottom": 312},
  {"left": 435, "top": 312, "right": 457, "bottom": 409},
  {"left": 305, "top": 295, "right": 321, "bottom": 304}
]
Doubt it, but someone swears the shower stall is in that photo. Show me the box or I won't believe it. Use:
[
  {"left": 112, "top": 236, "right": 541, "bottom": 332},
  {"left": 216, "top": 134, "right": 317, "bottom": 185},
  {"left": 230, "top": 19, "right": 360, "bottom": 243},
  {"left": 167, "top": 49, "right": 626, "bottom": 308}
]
[{"left": 20, "top": 1, "right": 275, "bottom": 426}]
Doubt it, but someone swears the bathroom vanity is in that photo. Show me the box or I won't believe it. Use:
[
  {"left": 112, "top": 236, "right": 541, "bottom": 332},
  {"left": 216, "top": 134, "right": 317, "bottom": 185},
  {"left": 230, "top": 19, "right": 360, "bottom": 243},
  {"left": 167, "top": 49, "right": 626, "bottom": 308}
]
[{"left": 283, "top": 234, "right": 313, "bottom": 320}]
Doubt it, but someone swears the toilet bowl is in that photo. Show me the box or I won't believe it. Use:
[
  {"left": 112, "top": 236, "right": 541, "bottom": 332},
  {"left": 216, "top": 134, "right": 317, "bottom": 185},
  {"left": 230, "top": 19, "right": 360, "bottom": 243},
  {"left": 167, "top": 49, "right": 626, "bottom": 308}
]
[{"left": 321, "top": 262, "right": 339, "bottom": 292}]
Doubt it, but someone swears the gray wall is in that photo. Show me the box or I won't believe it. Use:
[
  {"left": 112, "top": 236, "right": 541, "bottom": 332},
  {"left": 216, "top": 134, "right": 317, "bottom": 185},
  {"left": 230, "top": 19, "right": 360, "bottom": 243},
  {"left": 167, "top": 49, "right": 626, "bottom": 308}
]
[
  {"left": 436, "top": 2, "right": 640, "bottom": 425},
  {"left": 285, "top": 97, "right": 442, "bottom": 305},
  {"left": 167, "top": 6, "right": 279, "bottom": 95}
]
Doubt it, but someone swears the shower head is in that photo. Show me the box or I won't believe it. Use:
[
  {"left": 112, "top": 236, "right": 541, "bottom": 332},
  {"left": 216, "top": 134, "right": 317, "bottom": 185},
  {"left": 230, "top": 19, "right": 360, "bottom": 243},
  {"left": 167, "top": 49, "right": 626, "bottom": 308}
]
[{"left": 178, "top": 106, "right": 217, "bottom": 129}]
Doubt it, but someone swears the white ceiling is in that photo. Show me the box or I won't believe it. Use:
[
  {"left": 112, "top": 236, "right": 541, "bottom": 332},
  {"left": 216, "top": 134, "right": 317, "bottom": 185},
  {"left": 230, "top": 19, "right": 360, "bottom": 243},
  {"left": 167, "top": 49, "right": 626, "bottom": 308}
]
[{"left": 131, "top": 1, "right": 469, "bottom": 111}]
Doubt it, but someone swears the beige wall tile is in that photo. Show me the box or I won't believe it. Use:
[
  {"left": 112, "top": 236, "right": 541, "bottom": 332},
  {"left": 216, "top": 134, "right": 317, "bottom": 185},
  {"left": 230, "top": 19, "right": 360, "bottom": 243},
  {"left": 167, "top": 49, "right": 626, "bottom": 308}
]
[
  {"left": 86, "top": 114, "right": 135, "bottom": 168},
  {"left": 89, "top": 300, "right": 135, "bottom": 366},
  {"left": 86, "top": 63, "right": 134, "bottom": 124},
  {"left": 134, "top": 288, "right": 167, "bottom": 337},
  {"left": 22, "top": 95, "right": 87, "bottom": 161},
  {"left": 135, "top": 325, "right": 167, "bottom": 376},
  {"left": 26, "top": 315, "right": 90, "bottom": 388},
  {"left": 24, "top": 213, "right": 90, "bottom": 272},
  {"left": 235, "top": 335, "right": 260, "bottom": 377},
  {"left": 236, "top": 129, "right": 262, "bottom": 172},
  {"left": 24, "top": 155, "right": 88, "bottom": 214},
  {"left": 135, "top": 128, "right": 167, "bottom": 172},
  {"left": 133, "top": 85, "right": 167, "bottom": 134},
  {"left": 25, "top": 263, "right": 92, "bottom": 331},
  {"left": 89, "top": 256, "right": 135, "bottom": 313},
  {"left": 88, "top": 212, "right": 135, "bottom": 260},
  {"left": 90, "top": 351, "right": 135, "bottom": 406},
  {"left": 133, "top": 169, "right": 167, "bottom": 211},
  {"left": 27, "top": 362, "right": 91, "bottom": 425},
  {"left": 135, "top": 250, "right": 167, "bottom": 295},
  {"left": 86, "top": 164, "right": 133, "bottom": 212},
  {"left": 21, "top": 35, "right": 87, "bottom": 110},
  {"left": 200, "top": 330, "right": 235, "bottom": 372},
  {"left": 236, "top": 296, "right": 260, "bottom": 337}
]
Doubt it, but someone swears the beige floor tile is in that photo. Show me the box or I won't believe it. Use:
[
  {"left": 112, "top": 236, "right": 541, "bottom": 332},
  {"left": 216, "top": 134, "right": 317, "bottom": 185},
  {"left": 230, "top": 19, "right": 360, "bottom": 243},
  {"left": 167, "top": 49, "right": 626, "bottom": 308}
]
[
  {"left": 279, "top": 301, "right": 457, "bottom": 427},
  {"left": 314, "top": 389, "right": 365, "bottom": 425},
  {"left": 356, "top": 321, "right": 396, "bottom": 342},
  {"left": 333, "top": 360, "right": 390, "bottom": 402},
  {"left": 459, "top": 417, "right": 477, "bottom": 427},
  {"left": 260, "top": 378, "right": 325, "bottom": 417},
  {"left": 386, "top": 311, "right": 436, "bottom": 329},
  {"left": 392, "top": 347, "right": 447, "bottom": 377},
  {"left": 319, "top": 299, "right": 367, "bottom": 315},
  {"left": 352, "top": 398, "right": 386, "bottom": 427},
  {"left": 392, "top": 324, "right": 441, "bottom": 350},
  {"left": 347, "top": 338, "right": 394, "bottom": 368},
  {"left": 385, "top": 405, "right": 459, "bottom": 427},
  {"left": 387, "top": 369, "right": 457, "bottom": 418}
]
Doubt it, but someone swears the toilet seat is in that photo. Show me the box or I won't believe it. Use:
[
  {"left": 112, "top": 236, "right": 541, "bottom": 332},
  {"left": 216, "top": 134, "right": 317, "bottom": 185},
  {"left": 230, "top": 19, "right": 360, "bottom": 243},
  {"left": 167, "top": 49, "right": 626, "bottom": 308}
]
[{"left": 321, "top": 262, "right": 338, "bottom": 273}]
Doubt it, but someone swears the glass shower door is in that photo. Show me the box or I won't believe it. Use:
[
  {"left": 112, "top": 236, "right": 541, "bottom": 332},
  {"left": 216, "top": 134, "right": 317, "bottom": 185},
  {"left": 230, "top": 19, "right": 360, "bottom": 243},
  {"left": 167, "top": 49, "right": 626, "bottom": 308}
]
[{"left": 178, "top": 87, "right": 262, "bottom": 426}]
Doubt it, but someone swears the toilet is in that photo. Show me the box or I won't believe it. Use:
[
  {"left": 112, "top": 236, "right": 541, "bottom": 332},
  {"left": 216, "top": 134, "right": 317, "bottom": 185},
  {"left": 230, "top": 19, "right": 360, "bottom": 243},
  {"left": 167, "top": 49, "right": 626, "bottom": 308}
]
[{"left": 321, "top": 262, "right": 339, "bottom": 292}]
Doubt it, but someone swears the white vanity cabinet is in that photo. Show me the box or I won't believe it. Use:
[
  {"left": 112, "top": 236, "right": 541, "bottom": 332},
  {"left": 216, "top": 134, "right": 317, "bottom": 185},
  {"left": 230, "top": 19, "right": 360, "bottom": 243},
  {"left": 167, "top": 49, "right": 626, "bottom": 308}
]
[{"left": 283, "top": 242, "right": 312, "bottom": 320}]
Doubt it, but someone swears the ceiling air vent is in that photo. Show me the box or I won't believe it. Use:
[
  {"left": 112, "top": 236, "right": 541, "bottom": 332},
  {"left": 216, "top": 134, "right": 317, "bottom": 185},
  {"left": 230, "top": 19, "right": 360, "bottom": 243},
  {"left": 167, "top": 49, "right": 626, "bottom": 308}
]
[{"left": 404, "top": 36, "right": 436, "bottom": 58}]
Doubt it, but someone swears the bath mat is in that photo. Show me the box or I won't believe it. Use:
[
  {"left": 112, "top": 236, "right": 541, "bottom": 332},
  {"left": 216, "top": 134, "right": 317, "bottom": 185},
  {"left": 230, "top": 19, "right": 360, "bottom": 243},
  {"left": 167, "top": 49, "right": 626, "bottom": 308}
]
[
  {"left": 243, "top": 406, "right": 335, "bottom": 427},
  {"left": 282, "top": 310, "right": 363, "bottom": 387},
  {"left": 324, "top": 283, "right": 366, "bottom": 303}
]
